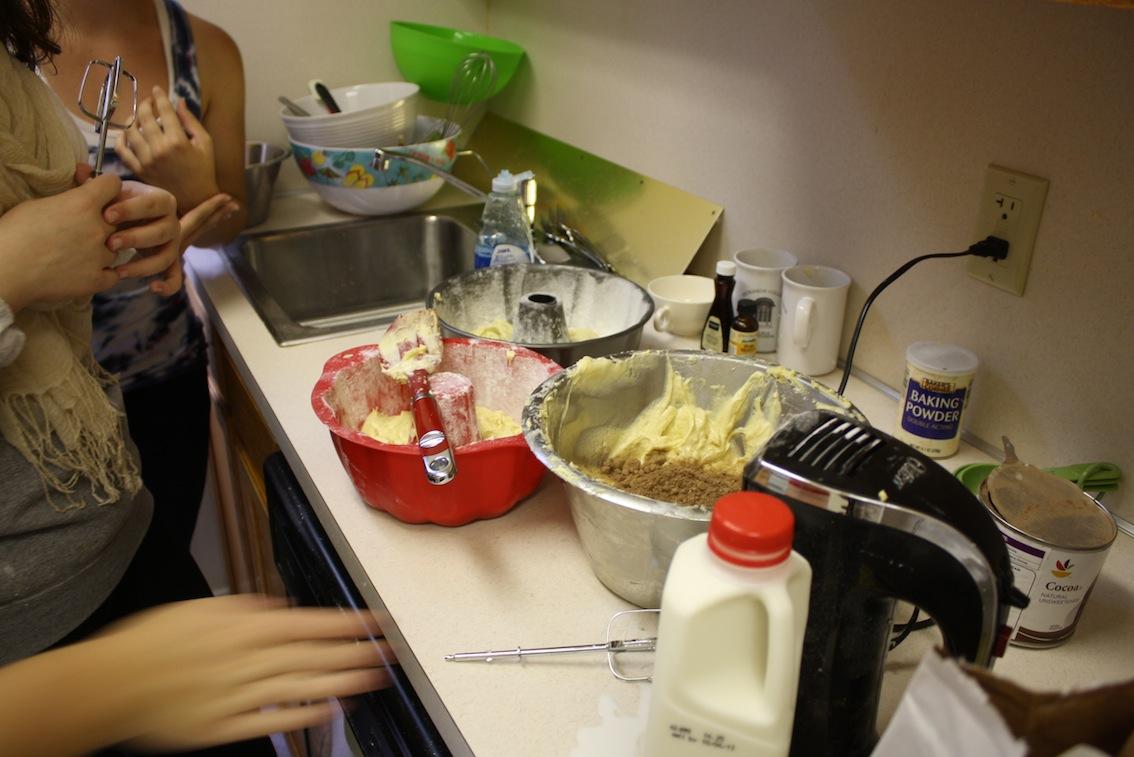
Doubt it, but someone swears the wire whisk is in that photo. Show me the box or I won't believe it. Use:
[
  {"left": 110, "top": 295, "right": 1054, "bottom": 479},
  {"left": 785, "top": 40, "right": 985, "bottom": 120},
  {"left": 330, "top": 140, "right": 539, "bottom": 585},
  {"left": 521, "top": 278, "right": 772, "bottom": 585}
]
[{"left": 440, "top": 52, "right": 497, "bottom": 139}]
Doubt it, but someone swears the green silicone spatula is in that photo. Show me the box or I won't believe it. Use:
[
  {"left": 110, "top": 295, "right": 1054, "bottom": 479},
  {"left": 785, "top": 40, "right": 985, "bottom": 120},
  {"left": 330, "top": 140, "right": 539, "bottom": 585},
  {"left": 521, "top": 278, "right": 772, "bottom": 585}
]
[{"left": 955, "top": 459, "right": 1120, "bottom": 496}]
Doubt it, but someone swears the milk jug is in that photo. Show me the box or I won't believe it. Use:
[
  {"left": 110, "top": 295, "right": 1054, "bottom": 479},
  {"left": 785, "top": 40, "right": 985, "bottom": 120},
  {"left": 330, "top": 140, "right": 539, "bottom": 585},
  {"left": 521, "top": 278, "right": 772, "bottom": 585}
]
[{"left": 644, "top": 492, "right": 811, "bottom": 757}]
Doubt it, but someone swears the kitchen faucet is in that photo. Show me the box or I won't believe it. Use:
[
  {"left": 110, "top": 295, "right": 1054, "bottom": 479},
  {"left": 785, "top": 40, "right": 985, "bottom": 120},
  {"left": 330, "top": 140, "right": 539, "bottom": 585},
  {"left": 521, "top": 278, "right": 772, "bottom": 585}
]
[{"left": 372, "top": 148, "right": 490, "bottom": 202}]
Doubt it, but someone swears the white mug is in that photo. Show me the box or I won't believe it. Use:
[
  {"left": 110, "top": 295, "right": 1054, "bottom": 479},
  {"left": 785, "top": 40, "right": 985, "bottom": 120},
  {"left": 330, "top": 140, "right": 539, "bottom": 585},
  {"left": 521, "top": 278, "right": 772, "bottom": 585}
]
[
  {"left": 733, "top": 248, "right": 798, "bottom": 352},
  {"left": 647, "top": 275, "right": 715, "bottom": 337},
  {"left": 778, "top": 265, "right": 851, "bottom": 376}
]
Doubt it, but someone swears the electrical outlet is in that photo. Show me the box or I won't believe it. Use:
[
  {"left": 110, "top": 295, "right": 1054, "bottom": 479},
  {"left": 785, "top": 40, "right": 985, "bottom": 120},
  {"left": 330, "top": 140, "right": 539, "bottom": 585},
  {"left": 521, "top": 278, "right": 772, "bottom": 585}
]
[
  {"left": 991, "top": 192, "right": 1022, "bottom": 234},
  {"left": 967, "top": 165, "right": 1049, "bottom": 296}
]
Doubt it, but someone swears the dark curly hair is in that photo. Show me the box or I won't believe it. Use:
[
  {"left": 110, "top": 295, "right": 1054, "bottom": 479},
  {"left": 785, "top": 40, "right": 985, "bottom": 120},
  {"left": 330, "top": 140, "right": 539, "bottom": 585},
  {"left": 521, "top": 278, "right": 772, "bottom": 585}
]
[{"left": 1, "top": 0, "right": 60, "bottom": 69}]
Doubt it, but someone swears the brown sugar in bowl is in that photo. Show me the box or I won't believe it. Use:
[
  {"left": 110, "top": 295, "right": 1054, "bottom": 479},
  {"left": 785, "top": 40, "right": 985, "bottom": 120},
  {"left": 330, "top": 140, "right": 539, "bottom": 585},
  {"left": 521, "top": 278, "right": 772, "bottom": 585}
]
[{"left": 311, "top": 338, "right": 561, "bottom": 526}]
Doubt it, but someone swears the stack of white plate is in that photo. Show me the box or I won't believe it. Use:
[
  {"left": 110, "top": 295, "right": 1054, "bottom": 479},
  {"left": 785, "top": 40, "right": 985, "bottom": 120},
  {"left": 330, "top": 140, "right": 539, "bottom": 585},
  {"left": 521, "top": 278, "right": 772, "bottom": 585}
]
[{"left": 280, "top": 82, "right": 419, "bottom": 148}]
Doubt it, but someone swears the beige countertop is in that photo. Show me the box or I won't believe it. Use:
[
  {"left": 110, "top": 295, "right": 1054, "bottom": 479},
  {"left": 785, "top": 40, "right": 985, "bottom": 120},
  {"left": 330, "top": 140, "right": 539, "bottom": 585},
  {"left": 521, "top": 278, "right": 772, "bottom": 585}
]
[{"left": 186, "top": 195, "right": 1134, "bottom": 756}]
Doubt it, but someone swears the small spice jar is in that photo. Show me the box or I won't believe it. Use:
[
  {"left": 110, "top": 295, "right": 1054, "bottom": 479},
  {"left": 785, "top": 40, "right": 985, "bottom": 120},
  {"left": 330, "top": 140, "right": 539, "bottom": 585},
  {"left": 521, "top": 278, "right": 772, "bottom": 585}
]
[{"left": 728, "top": 311, "right": 758, "bottom": 357}]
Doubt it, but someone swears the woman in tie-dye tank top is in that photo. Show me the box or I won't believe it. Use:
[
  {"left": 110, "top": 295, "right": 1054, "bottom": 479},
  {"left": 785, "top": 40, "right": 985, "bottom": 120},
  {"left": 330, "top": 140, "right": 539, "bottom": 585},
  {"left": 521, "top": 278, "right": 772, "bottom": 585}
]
[{"left": 45, "top": 0, "right": 246, "bottom": 557}]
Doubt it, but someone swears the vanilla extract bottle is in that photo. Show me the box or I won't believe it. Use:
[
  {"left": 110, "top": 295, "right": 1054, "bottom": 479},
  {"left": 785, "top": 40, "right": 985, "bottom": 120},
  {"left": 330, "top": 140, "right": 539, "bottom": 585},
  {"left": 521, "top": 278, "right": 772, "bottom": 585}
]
[{"left": 701, "top": 261, "right": 736, "bottom": 352}]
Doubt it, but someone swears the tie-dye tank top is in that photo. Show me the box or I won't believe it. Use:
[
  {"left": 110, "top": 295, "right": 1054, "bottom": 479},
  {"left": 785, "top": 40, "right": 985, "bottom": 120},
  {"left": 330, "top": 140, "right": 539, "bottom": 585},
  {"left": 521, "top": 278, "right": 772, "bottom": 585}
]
[{"left": 69, "top": 0, "right": 206, "bottom": 391}]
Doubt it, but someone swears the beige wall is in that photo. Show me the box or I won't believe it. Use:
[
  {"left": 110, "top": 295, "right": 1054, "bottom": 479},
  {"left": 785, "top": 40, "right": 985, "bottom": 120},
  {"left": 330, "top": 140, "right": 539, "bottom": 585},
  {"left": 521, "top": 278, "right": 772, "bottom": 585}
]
[
  {"left": 486, "top": 0, "right": 1134, "bottom": 518},
  {"left": 181, "top": 0, "right": 486, "bottom": 192},
  {"left": 183, "top": 0, "right": 1134, "bottom": 519}
]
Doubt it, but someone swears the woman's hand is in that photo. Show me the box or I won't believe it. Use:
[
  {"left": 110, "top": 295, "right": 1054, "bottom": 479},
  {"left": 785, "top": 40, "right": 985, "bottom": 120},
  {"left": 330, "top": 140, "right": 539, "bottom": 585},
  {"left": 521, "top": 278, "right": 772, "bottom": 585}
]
[
  {"left": 117, "top": 86, "right": 221, "bottom": 212},
  {"left": 99, "top": 595, "right": 393, "bottom": 751},
  {"left": 0, "top": 173, "right": 123, "bottom": 312},
  {"left": 0, "top": 595, "right": 394, "bottom": 756},
  {"left": 102, "top": 180, "right": 184, "bottom": 296},
  {"left": 181, "top": 192, "right": 239, "bottom": 253}
]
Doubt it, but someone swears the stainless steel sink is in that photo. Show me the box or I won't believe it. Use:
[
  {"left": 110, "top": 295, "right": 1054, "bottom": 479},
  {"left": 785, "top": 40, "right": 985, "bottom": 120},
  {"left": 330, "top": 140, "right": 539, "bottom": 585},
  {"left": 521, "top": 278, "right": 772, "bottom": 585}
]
[{"left": 221, "top": 213, "right": 477, "bottom": 345}]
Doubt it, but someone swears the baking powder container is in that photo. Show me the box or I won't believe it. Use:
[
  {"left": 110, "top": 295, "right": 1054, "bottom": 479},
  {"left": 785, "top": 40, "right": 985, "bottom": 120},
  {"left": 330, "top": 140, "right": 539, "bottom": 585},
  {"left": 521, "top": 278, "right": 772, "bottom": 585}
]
[
  {"left": 894, "top": 342, "right": 978, "bottom": 458},
  {"left": 980, "top": 476, "right": 1117, "bottom": 648}
]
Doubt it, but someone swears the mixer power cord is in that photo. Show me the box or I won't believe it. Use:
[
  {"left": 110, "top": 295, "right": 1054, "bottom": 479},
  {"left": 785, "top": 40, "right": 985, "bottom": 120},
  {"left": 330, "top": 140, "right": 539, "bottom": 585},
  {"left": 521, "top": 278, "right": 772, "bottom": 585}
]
[
  {"left": 836, "top": 236, "right": 1009, "bottom": 395},
  {"left": 834, "top": 236, "right": 1011, "bottom": 652},
  {"left": 889, "top": 607, "right": 938, "bottom": 650},
  {"left": 834, "top": 234, "right": 1008, "bottom": 650}
]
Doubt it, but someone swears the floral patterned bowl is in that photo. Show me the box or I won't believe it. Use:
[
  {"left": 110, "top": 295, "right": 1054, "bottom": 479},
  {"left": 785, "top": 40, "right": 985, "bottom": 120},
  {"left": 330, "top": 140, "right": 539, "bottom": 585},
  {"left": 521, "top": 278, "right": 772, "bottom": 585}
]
[{"left": 290, "top": 116, "right": 458, "bottom": 215}]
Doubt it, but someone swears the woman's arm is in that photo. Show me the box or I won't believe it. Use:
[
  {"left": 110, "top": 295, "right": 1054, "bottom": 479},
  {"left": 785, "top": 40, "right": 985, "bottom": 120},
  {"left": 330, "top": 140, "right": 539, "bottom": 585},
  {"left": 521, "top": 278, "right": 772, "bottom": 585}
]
[
  {"left": 0, "top": 596, "right": 392, "bottom": 755},
  {"left": 192, "top": 16, "right": 247, "bottom": 244},
  {"left": 0, "top": 166, "right": 199, "bottom": 315},
  {"left": 0, "top": 633, "right": 135, "bottom": 755},
  {"left": 114, "top": 16, "right": 248, "bottom": 247},
  {"left": 0, "top": 174, "right": 123, "bottom": 314}
]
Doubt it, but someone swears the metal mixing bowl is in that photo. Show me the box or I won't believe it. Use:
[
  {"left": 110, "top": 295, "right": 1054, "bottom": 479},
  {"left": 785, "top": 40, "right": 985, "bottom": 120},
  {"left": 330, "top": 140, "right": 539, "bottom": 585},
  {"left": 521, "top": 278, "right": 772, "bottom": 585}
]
[
  {"left": 521, "top": 350, "right": 866, "bottom": 607},
  {"left": 427, "top": 264, "right": 653, "bottom": 366},
  {"left": 245, "top": 142, "right": 290, "bottom": 227}
]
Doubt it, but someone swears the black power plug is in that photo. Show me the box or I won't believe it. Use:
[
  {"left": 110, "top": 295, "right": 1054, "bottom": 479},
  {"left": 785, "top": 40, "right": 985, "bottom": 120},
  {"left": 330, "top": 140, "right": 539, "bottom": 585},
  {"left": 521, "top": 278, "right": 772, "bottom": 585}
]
[{"left": 969, "top": 236, "right": 1010, "bottom": 261}]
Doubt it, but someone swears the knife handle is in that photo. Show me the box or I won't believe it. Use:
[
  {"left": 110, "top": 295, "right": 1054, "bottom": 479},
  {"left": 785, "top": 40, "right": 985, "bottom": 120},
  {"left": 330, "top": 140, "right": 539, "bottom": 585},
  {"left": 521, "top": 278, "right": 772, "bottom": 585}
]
[
  {"left": 308, "top": 79, "right": 341, "bottom": 113},
  {"left": 408, "top": 371, "right": 456, "bottom": 485}
]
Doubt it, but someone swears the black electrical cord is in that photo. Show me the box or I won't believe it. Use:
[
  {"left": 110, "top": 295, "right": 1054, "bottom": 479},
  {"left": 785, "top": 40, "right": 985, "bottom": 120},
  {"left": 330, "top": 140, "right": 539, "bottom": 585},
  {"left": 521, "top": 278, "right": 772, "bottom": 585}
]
[
  {"left": 889, "top": 607, "right": 939, "bottom": 651},
  {"left": 833, "top": 235, "right": 1009, "bottom": 650},
  {"left": 836, "top": 236, "right": 1008, "bottom": 396}
]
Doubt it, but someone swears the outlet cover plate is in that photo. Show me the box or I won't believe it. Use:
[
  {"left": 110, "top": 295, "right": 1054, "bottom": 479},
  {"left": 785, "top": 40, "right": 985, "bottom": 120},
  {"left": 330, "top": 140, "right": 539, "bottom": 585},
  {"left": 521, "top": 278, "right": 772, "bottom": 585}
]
[{"left": 967, "top": 165, "right": 1049, "bottom": 296}]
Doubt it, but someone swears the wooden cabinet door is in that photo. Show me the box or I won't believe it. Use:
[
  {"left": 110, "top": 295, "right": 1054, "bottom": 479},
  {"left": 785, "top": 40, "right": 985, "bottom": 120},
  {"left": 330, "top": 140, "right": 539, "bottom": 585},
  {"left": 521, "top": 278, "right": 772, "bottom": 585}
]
[
  {"left": 210, "top": 336, "right": 283, "bottom": 596},
  {"left": 209, "top": 336, "right": 308, "bottom": 756},
  {"left": 232, "top": 441, "right": 286, "bottom": 599}
]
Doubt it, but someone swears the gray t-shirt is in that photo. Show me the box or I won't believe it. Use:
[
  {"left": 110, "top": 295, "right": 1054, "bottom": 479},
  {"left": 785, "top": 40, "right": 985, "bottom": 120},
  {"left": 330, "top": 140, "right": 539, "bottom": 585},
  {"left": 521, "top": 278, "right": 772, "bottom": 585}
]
[{"left": 0, "top": 299, "right": 152, "bottom": 664}]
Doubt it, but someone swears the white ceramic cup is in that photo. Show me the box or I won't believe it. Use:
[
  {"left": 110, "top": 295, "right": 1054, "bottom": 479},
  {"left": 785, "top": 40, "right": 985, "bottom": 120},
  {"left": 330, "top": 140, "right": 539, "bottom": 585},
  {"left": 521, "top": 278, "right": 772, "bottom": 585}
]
[
  {"left": 733, "top": 248, "right": 798, "bottom": 353},
  {"left": 778, "top": 265, "right": 851, "bottom": 376},
  {"left": 647, "top": 275, "right": 715, "bottom": 337}
]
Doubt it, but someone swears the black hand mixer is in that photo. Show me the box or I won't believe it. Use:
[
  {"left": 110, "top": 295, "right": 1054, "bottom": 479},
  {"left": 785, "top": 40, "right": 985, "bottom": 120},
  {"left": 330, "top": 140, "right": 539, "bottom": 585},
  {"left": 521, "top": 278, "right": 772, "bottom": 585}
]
[{"left": 745, "top": 409, "right": 1028, "bottom": 756}]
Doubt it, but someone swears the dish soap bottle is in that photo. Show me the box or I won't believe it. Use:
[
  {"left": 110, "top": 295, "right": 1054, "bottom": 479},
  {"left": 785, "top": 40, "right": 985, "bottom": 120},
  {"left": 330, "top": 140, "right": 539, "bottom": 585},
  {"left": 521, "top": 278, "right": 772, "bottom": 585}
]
[
  {"left": 474, "top": 169, "right": 535, "bottom": 268},
  {"left": 700, "top": 260, "right": 736, "bottom": 352},
  {"left": 645, "top": 492, "right": 812, "bottom": 757}
]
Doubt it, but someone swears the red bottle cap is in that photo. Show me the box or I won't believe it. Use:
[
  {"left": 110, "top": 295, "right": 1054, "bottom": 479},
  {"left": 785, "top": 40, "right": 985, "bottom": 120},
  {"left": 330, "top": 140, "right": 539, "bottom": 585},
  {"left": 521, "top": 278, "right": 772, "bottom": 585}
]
[{"left": 708, "top": 492, "right": 795, "bottom": 567}]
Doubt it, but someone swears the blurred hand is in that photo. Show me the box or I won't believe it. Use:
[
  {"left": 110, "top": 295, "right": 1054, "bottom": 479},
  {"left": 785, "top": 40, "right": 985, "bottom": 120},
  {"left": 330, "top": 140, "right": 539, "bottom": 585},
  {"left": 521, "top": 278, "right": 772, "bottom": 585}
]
[
  {"left": 101, "top": 179, "right": 184, "bottom": 296},
  {"left": 92, "top": 595, "right": 393, "bottom": 751},
  {"left": 0, "top": 173, "right": 122, "bottom": 312},
  {"left": 117, "top": 86, "right": 220, "bottom": 211}
]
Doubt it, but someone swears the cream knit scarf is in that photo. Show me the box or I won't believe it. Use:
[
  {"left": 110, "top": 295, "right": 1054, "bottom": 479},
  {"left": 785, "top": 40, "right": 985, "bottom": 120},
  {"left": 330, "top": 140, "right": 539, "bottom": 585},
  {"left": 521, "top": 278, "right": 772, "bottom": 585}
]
[{"left": 0, "top": 50, "right": 141, "bottom": 510}]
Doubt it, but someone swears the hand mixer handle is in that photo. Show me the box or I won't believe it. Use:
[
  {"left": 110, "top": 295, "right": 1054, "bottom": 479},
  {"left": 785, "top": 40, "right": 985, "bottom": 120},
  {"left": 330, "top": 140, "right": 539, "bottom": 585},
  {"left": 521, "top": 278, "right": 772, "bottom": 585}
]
[
  {"left": 409, "top": 371, "right": 456, "bottom": 486},
  {"left": 776, "top": 502, "right": 1005, "bottom": 757}
]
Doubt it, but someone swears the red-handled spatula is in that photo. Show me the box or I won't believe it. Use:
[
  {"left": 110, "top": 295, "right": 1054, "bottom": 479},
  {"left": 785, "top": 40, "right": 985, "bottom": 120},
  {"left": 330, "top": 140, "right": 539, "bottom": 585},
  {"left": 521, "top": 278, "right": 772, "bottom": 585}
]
[{"left": 378, "top": 309, "right": 456, "bottom": 485}]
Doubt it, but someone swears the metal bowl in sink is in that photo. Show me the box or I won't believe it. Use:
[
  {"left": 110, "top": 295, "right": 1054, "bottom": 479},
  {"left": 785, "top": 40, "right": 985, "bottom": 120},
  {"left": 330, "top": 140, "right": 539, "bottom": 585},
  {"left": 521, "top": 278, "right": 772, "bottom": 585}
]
[
  {"left": 521, "top": 350, "right": 865, "bottom": 607},
  {"left": 427, "top": 264, "right": 654, "bottom": 366}
]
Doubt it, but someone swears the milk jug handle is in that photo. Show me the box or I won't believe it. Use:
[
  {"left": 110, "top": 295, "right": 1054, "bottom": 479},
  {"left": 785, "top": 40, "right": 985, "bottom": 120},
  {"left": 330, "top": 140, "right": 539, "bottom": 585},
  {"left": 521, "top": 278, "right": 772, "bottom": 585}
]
[{"left": 761, "top": 585, "right": 799, "bottom": 724}]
